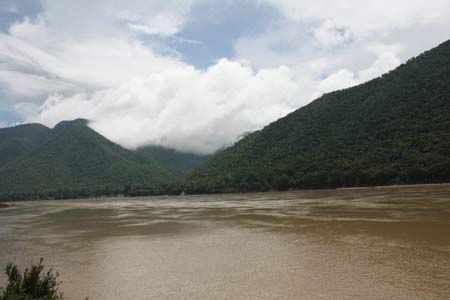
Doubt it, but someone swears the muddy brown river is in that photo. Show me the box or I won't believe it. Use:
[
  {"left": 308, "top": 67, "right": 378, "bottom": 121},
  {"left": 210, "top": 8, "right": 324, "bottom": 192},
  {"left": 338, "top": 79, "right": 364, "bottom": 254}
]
[{"left": 1, "top": 185, "right": 449, "bottom": 299}]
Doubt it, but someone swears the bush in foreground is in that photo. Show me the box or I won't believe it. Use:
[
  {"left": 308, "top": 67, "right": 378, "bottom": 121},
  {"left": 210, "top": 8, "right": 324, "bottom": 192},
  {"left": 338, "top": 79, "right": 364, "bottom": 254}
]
[{"left": 0, "top": 258, "right": 64, "bottom": 300}]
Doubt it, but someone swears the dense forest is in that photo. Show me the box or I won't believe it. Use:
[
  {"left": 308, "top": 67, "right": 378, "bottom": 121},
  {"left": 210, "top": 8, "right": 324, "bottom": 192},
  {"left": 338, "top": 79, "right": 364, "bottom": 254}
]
[
  {"left": 0, "top": 119, "right": 204, "bottom": 200},
  {"left": 135, "top": 145, "right": 210, "bottom": 176},
  {"left": 0, "top": 123, "right": 51, "bottom": 166},
  {"left": 180, "top": 39, "right": 450, "bottom": 193},
  {"left": 0, "top": 39, "right": 449, "bottom": 200}
]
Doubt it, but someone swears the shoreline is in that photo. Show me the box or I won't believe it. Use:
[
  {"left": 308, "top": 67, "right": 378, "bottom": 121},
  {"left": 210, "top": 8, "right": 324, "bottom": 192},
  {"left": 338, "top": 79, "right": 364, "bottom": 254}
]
[
  {"left": 2, "top": 182, "right": 450, "bottom": 203},
  {"left": 337, "top": 182, "right": 450, "bottom": 190}
]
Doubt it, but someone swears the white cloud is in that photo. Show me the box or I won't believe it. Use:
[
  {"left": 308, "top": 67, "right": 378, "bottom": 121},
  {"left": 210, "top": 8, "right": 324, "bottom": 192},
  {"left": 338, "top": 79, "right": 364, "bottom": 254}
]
[
  {"left": 32, "top": 60, "right": 303, "bottom": 154},
  {"left": 313, "top": 20, "right": 352, "bottom": 49},
  {"left": 314, "top": 69, "right": 357, "bottom": 97},
  {"left": 237, "top": 1, "right": 450, "bottom": 69},
  {"left": 358, "top": 44, "right": 403, "bottom": 82},
  {"left": 263, "top": 0, "right": 450, "bottom": 36},
  {"left": 36, "top": 0, "right": 194, "bottom": 39},
  {"left": 127, "top": 14, "right": 185, "bottom": 36},
  {"left": 0, "top": 17, "right": 187, "bottom": 96},
  {"left": 110, "top": 0, "right": 193, "bottom": 36},
  {"left": 0, "top": 70, "right": 81, "bottom": 98}
]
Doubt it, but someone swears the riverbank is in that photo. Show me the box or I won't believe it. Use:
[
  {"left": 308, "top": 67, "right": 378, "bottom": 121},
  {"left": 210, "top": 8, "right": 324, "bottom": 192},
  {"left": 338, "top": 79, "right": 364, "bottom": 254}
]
[
  {"left": 2, "top": 182, "right": 450, "bottom": 203},
  {"left": 337, "top": 182, "right": 450, "bottom": 190}
]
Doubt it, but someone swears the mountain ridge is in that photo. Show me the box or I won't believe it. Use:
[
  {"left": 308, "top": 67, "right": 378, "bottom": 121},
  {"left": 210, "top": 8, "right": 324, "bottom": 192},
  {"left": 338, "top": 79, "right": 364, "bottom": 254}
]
[
  {"left": 180, "top": 39, "right": 450, "bottom": 193},
  {"left": 0, "top": 123, "right": 51, "bottom": 167},
  {"left": 0, "top": 120, "right": 207, "bottom": 199}
]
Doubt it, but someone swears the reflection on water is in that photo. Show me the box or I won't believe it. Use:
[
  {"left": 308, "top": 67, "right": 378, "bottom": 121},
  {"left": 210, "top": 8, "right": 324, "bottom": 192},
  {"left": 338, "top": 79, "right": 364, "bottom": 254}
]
[{"left": 1, "top": 185, "right": 449, "bottom": 299}]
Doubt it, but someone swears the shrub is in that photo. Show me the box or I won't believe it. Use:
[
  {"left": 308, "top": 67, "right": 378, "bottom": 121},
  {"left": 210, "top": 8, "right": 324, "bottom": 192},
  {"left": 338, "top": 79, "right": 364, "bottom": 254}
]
[{"left": 0, "top": 258, "right": 64, "bottom": 300}]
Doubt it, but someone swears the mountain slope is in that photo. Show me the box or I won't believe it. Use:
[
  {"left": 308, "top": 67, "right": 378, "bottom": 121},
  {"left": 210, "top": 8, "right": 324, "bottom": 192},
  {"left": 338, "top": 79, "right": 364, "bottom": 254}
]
[
  {"left": 183, "top": 40, "right": 450, "bottom": 193},
  {"left": 135, "top": 145, "right": 210, "bottom": 176},
  {"left": 0, "top": 119, "right": 175, "bottom": 198},
  {"left": 0, "top": 123, "right": 51, "bottom": 166}
]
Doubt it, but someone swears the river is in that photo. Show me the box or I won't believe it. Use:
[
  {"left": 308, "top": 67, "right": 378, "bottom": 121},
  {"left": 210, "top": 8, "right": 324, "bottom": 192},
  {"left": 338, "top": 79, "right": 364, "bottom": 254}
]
[{"left": 1, "top": 184, "right": 449, "bottom": 299}]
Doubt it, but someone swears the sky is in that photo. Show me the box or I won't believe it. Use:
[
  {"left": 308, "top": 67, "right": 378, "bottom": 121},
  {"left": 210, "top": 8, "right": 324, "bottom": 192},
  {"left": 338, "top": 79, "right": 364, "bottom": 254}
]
[{"left": 0, "top": 0, "right": 449, "bottom": 154}]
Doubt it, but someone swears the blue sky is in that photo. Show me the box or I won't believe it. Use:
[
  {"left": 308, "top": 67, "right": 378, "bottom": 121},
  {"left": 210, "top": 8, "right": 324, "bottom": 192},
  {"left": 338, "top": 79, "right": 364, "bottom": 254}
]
[
  {"left": 1, "top": 0, "right": 450, "bottom": 153},
  {"left": 0, "top": 0, "right": 41, "bottom": 30},
  {"left": 174, "top": 0, "right": 280, "bottom": 68}
]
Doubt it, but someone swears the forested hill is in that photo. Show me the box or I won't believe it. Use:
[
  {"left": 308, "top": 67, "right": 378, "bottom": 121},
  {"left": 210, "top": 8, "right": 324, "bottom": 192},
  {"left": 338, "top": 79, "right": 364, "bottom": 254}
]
[
  {"left": 0, "top": 119, "right": 179, "bottom": 199},
  {"left": 0, "top": 123, "right": 50, "bottom": 166},
  {"left": 135, "top": 145, "right": 210, "bottom": 176},
  {"left": 182, "top": 39, "right": 450, "bottom": 194},
  {"left": 0, "top": 119, "right": 211, "bottom": 199}
]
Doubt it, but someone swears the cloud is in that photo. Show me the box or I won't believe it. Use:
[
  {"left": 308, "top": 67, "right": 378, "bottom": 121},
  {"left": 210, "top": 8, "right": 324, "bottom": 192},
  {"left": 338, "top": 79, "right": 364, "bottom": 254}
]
[
  {"left": 313, "top": 20, "right": 352, "bottom": 49},
  {"left": 358, "top": 43, "right": 403, "bottom": 82},
  {"left": 263, "top": 0, "right": 450, "bottom": 35},
  {"left": 0, "top": 69, "right": 81, "bottom": 98},
  {"left": 32, "top": 60, "right": 303, "bottom": 154},
  {"left": 239, "top": 0, "right": 450, "bottom": 68},
  {"left": 312, "top": 44, "right": 403, "bottom": 98},
  {"left": 36, "top": 0, "right": 194, "bottom": 39},
  {"left": 1, "top": 16, "right": 187, "bottom": 95},
  {"left": 126, "top": 14, "right": 185, "bottom": 36}
]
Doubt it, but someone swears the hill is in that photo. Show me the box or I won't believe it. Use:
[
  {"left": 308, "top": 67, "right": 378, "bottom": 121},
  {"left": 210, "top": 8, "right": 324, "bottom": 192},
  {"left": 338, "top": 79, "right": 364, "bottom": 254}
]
[
  {"left": 0, "top": 123, "right": 51, "bottom": 166},
  {"left": 136, "top": 145, "right": 210, "bottom": 176},
  {"left": 182, "top": 40, "right": 450, "bottom": 193},
  {"left": 0, "top": 119, "right": 176, "bottom": 199}
]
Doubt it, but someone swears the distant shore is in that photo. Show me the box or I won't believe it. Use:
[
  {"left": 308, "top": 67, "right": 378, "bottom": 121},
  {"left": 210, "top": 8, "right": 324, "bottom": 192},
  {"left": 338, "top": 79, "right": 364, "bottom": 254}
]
[
  {"left": 337, "top": 182, "right": 450, "bottom": 190},
  {"left": 2, "top": 182, "right": 450, "bottom": 203}
]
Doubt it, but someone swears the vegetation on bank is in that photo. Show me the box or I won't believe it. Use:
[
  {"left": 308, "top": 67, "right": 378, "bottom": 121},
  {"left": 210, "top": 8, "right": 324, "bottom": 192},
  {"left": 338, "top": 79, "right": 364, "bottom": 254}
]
[
  {"left": 0, "top": 184, "right": 178, "bottom": 201},
  {"left": 0, "top": 259, "right": 64, "bottom": 300}
]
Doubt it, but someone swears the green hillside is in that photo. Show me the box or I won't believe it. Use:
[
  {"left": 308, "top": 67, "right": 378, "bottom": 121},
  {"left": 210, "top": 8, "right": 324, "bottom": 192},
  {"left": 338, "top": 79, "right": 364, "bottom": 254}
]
[
  {"left": 0, "top": 119, "right": 176, "bottom": 199},
  {"left": 0, "top": 123, "right": 51, "bottom": 166},
  {"left": 136, "top": 145, "right": 210, "bottom": 176},
  {"left": 182, "top": 40, "right": 450, "bottom": 193}
]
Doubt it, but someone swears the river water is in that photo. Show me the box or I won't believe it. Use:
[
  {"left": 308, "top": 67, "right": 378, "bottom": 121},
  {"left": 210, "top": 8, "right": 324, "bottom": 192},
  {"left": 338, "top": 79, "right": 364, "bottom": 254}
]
[{"left": 1, "top": 185, "right": 449, "bottom": 299}]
